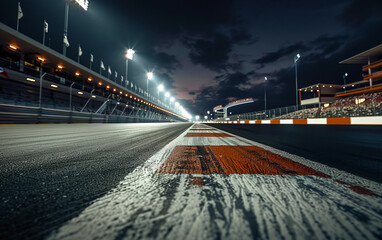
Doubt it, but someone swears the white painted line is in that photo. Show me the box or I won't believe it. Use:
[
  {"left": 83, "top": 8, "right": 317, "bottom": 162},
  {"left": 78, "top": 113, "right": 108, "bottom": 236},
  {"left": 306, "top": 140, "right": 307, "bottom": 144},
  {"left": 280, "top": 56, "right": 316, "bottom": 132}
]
[
  {"left": 307, "top": 118, "right": 327, "bottom": 125},
  {"left": 280, "top": 119, "right": 293, "bottom": 124},
  {"left": 249, "top": 120, "right": 256, "bottom": 124},
  {"left": 351, "top": 116, "right": 382, "bottom": 125},
  {"left": 262, "top": 120, "right": 271, "bottom": 124}
]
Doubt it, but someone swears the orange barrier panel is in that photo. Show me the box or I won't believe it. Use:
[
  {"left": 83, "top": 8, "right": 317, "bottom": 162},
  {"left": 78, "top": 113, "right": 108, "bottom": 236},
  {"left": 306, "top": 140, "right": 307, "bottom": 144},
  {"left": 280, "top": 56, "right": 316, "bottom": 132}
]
[
  {"left": 255, "top": 120, "right": 261, "bottom": 124},
  {"left": 270, "top": 120, "right": 280, "bottom": 124},
  {"left": 293, "top": 119, "right": 307, "bottom": 125},
  {"left": 327, "top": 117, "right": 350, "bottom": 125},
  {"left": 244, "top": 120, "right": 250, "bottom": 124},
  {"left": 157, "top": 145, "right": 330, "bottom": 177}
]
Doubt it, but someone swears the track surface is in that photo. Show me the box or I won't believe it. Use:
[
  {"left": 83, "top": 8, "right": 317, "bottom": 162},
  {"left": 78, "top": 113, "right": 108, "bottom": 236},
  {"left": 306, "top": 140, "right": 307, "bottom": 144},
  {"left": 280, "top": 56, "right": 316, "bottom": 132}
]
[
  {"left": 1, "top": 123, "right": 381, "bottom": 239},
  {"left": 0, "top": 123, "right": 192, "bottom": 239},
  {"left": 208, "top": 124, "right": 382, "bottom": 183}
]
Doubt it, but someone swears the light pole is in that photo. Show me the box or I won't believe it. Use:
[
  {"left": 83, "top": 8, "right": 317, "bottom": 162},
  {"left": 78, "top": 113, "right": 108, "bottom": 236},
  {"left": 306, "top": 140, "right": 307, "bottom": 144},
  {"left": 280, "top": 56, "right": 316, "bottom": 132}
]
[
  {"left": 343, "top": 73, "right": 348, "bottom": 92},
  {"left": 157, "top": 84, "right": 164, "bottom": 104},
  {"left": 165, "top": 92, "right": 170, "bottom": 105},
  {"left": 125, "top": 49, "right": 135, "bottom": 89},
  {"left": 294, "top": 53, "right": 301, "bottom": 108},
  {"left": 264, "top": 77, "right": 268, "bottom": 113},
  {"left": 69, "top": 82, "right": 75, "bottom": 111},
  {"left": 147, "top": 72, "right": 153, "bottom": 97}
]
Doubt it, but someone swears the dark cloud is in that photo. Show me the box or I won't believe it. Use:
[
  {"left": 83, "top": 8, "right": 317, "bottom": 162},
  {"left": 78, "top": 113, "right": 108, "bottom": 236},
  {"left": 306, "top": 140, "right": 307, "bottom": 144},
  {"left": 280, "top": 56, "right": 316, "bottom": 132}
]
[
  {"left": 339, "top": 0, "right": 382, "bottom": 28},
  {"left": 253, "top": 43, "right": 308, "bottom": 66},
  {"left": 189, "top": 92, "right": 195, "bottom": 95}
]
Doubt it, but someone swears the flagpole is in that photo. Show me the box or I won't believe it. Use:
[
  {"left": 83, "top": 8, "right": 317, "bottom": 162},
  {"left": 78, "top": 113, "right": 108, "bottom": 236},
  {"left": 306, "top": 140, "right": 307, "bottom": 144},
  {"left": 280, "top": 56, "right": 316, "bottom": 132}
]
[
  {"left": 77, "top": 45, "right": 80, "bottom": 63},
  {"left": 90, "top": 55, "right": 92, "bottom": 70},
  {"left": 16, "top": 2, "right": 20, "bottom": 32},
  {"left": 43, "top": 21, "right": 46, "bottom": 46}
]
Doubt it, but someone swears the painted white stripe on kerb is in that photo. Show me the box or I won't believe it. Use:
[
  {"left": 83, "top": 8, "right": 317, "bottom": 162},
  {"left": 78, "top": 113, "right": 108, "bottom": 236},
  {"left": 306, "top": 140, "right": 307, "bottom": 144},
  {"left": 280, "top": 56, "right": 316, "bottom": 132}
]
[
  {"left": 351, "top": 116, "right": 382, "bottom": 125},
  {"left": 262, "top": 120, "right": 271, "bottom": 124},
  {"left": 280, "top": 119, "right": 293, "bottom": 124},
  {"left": 307, "top": 118, "right": 327, "bottom": 125},
  {"left": 249, "top": 120, "right": 256, "bottom": 124},
  {"left": 240, "top": 121, "right": 245, "bottom": 124}
]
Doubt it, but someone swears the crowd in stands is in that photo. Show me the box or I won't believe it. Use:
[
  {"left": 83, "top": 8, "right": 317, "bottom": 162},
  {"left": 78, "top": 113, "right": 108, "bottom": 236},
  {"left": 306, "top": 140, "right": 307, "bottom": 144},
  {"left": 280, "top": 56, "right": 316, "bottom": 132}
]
[{"left": 275, "top": 91, "right": 382, "bottom": 119}]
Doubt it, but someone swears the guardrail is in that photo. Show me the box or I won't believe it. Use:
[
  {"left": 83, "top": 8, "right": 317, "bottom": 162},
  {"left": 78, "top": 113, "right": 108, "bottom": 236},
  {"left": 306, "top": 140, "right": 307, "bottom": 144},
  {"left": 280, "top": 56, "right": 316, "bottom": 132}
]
[{"left": 0, "top": 104, "right": 169, "bottom": 124}]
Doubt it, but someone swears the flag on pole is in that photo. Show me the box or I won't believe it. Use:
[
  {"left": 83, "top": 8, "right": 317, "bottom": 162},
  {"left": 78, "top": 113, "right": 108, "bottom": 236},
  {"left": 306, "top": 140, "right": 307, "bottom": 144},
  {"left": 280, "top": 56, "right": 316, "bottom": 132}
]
[
  {"left": 63, "top": 34, "right": 70, "bottom": 47},
  {"left": 0, "top": 67, "right": 9, "bottom": 78},
  {"left": 115, "top": 71, "right": 117, "bottom": 78},
  {"left": 78, "top": 45, "right": 83, "bottom": 57},
  {"left": 108, "top": 66, "right": 111, "bottom": 75},
  {"left": 44, "top": 20, "right": 48, "bottom": 33},
  {"left": 18, "top": 3, "right": 23, "bottom": 20},
  {"left": 121, "top": 76, "right": 123, "bottom": 83},
  {"left": 100, "top": 60, "right": 105, "bottom": 70},
  {"left": 90, "top": 54, "right": 93, "bottom": 62}
]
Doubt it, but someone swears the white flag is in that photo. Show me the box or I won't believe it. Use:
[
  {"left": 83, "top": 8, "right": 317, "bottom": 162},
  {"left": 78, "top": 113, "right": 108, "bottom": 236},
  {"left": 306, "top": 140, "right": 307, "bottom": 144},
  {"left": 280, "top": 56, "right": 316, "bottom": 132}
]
[
  {"left": 78, "top": 45, "right": 82, "bottom": 56},
  {"left": 90, "top": 54, "right": 93, "bottom": 62},
  {"left": 44, "top": 20, "right": 48, "bottom": 33},
  {"left": 108, "top": 66, "right": 111, "bottom": 75},
  {"left": 100, "top": 60, "right": 105, "bottom": 70},
  {"left": 63, "top": 34, "right": 70, "bottom": 47},
  {"left": 131, "top": 82, "right": 133, "bottom": 88},
  {"left": 18, "top": 3, "right": 23, "bottom": 20},
  {"left": 115, "top": 71, "right": 117, "bottom": 78},
  {"left": 121, "top": 76, "right": 123, "bottom": 82}
]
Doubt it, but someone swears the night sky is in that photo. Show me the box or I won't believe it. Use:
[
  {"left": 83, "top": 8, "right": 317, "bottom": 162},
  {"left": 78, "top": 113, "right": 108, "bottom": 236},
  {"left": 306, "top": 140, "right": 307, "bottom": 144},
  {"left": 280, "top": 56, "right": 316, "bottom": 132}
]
[{"left": 1, "top": 0, "right": 382, "bottom": 117}]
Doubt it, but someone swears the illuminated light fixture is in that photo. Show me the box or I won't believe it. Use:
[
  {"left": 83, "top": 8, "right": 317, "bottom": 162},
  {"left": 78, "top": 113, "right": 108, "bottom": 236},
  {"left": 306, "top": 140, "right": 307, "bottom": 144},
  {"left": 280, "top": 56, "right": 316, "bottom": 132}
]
[
  {"left": 352, "top": 85, "right": 354, "bottom": 87},
  {"left": 304, "top": 89, "right": 307, "bottom": 92},
  {"left": 92, "top": 95, "right": 96, "bottom": 98},
  {"left": 170, "top": 97, "right": 175, "bottom": 102},
  {"left": 113, "top": 88, "right": 116, "bottom": 92},
  {"left": 323, "top": 85, "right": 325, "bottom": 87},
  {"left": 317, "top": 90, "right": 320, "bottom": 92},
  {"left": 106, "top": 85, "right": 110, "bottom": 89},
  {"left": 26, "top": 78, "right": 36, "bottom": 82},
  {"left": 316, "top": 85, "right": 319, "bottom": 87},
  {"left": 75, "top": 72, "right": 80, "bottom": 76},
  {"left": 51, "top": 84, "right": 58, "bottom": 88},
  {"left": 75, "top": 0, "right": 89, "bottom": 11},
  {"left": 311, "top": 90, "right": 313, "bottom": 92},
  {"left": 9, "top": 45, "right": 17, "bottom": 50},
  {"left": 330, "top": 85, "right": 332, "bottom": 88},
  {"left": 78, "top": 91, "right": 83, "bottom": 95},
  {"left": 126, "top": 49, "right": 135, "bottom": 60},
  {"left": 120, "top": 91, "right": 122, "bottom": 94},
  {"left": 134, "top": 97, "right": 136, "bottom": 100},
  {"left": 147, "top": 72, "right": 153, "bottom": 80},
  {"left": 88, "top": 77, "right": 92, "bottom": 81},
  {"left": 158, "top": 84, "right": 164, "bottom": 92},
  {"left": 98, "top": 82, "right": 102, "bottom": 86},
  {"left": 38, "top": 57, "right": 45, "bottom": 62},
  {"left": 324, "top": 103, "right": 330, "bottom": 108},
  {"left": 130, "top": 95, "right": 132, "bottom": 98},
  {"left": 57, "top": 65, "right": 63, "bottom": 69},
  {"left": 165, "top": 92, "right": 170, "bottom": 98},
  {"left": 117, "top": 102, "right": 120, "bottom": 105},
  {"left": 125, "top": 94, "right": 128, "bottom": 97}
]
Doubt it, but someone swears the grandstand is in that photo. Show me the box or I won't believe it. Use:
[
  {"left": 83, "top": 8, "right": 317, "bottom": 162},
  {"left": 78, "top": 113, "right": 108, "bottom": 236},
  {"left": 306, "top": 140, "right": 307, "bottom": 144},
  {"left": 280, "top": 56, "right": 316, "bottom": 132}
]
[
  {"left": 225, "top": 44, "right": 382, "bottom": 121},
  {"left": 0, "top": 22, "right": 187, "bottom": 123}
]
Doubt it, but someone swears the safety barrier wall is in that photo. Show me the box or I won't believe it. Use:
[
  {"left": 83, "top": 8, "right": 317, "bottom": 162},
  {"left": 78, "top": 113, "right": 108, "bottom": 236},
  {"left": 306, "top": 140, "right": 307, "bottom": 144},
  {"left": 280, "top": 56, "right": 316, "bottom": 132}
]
[
  {"left": 0, "top": 104, "right": 170, "bottom": 124},
  {"left": 212, "top": 116, "right": 382, "bottom": 125}
]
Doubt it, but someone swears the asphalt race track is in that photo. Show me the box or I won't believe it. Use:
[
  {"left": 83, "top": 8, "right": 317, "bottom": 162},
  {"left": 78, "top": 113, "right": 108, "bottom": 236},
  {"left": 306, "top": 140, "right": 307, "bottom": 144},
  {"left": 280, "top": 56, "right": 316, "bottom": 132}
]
[
  {"left": 0, "top": 123, "right": 381, "bottom": 239},
  {"left": 0, "top": 123, "right": 192, "bottom": 239}
]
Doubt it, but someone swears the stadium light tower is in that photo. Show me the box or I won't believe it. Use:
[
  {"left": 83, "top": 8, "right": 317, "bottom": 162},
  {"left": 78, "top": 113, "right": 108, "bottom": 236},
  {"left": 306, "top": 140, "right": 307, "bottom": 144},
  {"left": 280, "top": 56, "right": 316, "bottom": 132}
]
[
  {"left": 264, "top": 77, "right": 267, "bottom": 114},
  {"left": 294, "top": 53, "right": 301, "bottom": 108},
  {"left": 125, "top": 49, "right": 135, "bottom": 90},
  {"left": 63, "top": 0, "right": 89, "bottom": 56},
  {"left": 165, "top": 92, "right": 170, "bottom": 104},
  {"left": 147, "top": 72, "right": 153, "bottom": 96}
]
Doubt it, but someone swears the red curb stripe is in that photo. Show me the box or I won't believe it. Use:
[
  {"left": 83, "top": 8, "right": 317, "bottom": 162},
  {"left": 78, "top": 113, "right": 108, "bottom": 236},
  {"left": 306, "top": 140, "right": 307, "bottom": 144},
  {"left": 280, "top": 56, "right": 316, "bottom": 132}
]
[
  {"left": 185, "top": 133, "right": 233, "bottom": 137},
  {"left": 327, "top": 117, "right": 351, "bottom": 125}
]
